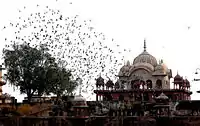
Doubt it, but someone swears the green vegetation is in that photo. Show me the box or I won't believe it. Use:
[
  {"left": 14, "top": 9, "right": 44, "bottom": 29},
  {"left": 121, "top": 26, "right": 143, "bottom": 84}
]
[{"left": 2, "top": 43, "right": 78, "bottom": 103}]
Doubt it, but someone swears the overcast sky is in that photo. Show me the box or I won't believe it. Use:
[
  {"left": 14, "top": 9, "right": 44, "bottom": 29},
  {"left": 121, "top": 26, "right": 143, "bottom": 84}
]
[{"left": 1, "top": 0, "right": 200, "bottom": 101}]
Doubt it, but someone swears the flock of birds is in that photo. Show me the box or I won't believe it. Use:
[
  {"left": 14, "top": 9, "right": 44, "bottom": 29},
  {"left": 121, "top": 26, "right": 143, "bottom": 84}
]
[{"left": 2, "top": 4, "right": 131, "bottom": 100}]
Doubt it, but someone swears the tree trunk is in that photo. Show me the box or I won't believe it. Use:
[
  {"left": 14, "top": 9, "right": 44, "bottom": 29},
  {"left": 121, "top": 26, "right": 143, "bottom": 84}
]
[
  {"left": 27, "top": 95, "right": 32, "bottom": 104},
  {"left": 27, "top": 92, "right": 34, "bottom": 104}
]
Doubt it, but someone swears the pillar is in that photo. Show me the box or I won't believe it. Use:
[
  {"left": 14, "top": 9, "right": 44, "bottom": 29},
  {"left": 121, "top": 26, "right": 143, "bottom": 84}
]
[
  {"left": 148, "top": 93, "right": 152, "bottom": 102},
  {"left": 96, "top": 94, "right": 98, "bottom": 101}
]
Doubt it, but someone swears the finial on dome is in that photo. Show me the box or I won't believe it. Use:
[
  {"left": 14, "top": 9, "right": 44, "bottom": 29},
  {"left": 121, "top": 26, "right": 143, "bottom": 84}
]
[
  {"left": 77, "top": 78, "right": 83, "bottom": 96},
  {"left": 126, "top": 60, "right": 130, "bottom": 66},
  {"left": 144, "top": 39, "right": 147, "bottom": 51}
]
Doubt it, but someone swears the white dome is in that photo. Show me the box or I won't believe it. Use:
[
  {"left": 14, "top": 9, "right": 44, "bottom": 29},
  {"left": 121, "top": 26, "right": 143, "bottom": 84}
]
[
  {"left": 73, "top": 95, "right": 86, "bottom": 102},
  {"left": 156, "top": 93, "right": 168, "bottom": 99},
  {"left": 133, "top": 51, "right": 158, "bottom": 67},
  {"left": 155, "top": 64, "right": 164, "bottom": 71},
  {"left": 118, "top": 64, "right": 131, "bottom": 76},
  {"left": 132, "top": 62, "right": 154, "bottom": 71},
  {"left": 133, "top": 40, "right": 157, "bottom": 67}
]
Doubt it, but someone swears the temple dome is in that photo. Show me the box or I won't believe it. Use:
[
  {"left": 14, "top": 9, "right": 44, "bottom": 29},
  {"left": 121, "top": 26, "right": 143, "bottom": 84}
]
[
  {"left": 133, "top": 40, "right": 157, "bottom": 67},
  {"left": 132, "top": 62, "right": 154, "bottom": 72},
  {"left": 118, "top": 61, "right": 131, "bottom": 76},
  {"left": 73, "top": 95, "right": 86, "bottom": 102},
  {"left": 73, "top": 95, "right": 88, "bottom": 107},
  {"left": 185, "top": 79, "right": 190, "bottom": 87},
  {"left": 96, "top": 76, "right": 105, "bottom": 86},
  {"left": 174, "top": 73, "right": 183, "bottom": 80}
]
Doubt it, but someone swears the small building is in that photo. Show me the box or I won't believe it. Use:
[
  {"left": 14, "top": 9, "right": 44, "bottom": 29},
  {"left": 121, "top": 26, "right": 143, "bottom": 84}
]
[
  {"left": 72, "top": 95, "right": 89, "bottom": 118},
  {"left": 153, "top": 93, "right": 170, "bottom": 116}
]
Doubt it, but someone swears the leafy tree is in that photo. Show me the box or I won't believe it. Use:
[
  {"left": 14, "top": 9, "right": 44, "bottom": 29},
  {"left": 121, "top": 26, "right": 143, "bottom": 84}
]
[
  {"left": 2, "top": 5, "right": 129, "bottom": 99},
  {"left": 46, "top": 66, "right": 78, "bottom": 97},
  {"left": 2, "top": 43, "right": 55, "bottom": 102}
]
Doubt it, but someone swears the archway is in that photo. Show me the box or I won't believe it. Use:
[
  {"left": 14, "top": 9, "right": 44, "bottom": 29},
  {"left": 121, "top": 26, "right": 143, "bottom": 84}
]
[
  {"left": 146, "top": 80, "right": 152, "bottom": 89},
  {"left": 131, "top": 80, "right": 140, "bottom": 89},
  {"left": 156, "top": 79, "right": 162, "bottom": 89},
  {"left": 140, "top": 80, "right": 145, "bottom": 89}
]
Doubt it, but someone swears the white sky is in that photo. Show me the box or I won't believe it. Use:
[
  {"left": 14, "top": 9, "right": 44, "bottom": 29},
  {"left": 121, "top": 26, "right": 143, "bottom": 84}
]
[{"left": 1, "top": 0, "right": 200, "bottom": 101}]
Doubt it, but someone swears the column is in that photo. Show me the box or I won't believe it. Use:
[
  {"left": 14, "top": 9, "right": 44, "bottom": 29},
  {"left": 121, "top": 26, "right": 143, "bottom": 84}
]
[
  {"left": 96, "top": 94, "right": 98, "bottom": 101},
  {"left": 148, "top": 93, "right": 152, "bottom": 102}
]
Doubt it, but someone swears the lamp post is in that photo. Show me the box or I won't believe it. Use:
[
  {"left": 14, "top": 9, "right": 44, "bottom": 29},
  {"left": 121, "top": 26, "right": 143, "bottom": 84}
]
[{"left": 194, "top": 68, "right": 200, "bottom": 93}]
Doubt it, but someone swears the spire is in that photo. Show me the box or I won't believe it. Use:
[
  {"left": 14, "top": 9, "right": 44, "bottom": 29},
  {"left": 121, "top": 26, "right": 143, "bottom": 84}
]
[
  {"left": 144, "top": 39, "right": 147, "bottom": 51},
  {"left": 78, "top": 78, "right": 82, "bottom": 96},
  {"left": 126, "top": 60, "right": 130, "bottom": 66}
]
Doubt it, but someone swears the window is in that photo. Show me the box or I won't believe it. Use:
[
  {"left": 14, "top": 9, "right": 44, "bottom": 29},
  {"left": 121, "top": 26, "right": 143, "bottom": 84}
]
[
  {"left": 146, "top": 80, "right": 152, "bottom": 89},
  {"left": 156, "top": 79, "right": 162, "bottom": 89}
]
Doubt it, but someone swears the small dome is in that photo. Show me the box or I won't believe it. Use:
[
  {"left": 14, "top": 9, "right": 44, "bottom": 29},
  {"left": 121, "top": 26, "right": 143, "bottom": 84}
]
[
  {"left": 118, "top": 65, "right": 131, "bottom": 76},
  {"left": 96, "top": 76, "right": 105, "bottom": 86},
  {"left": 153, "top": 63, "right": 167, "bottom": 76},
  {"left": 174, "top": 74, "right": 183, "bottom": 80},
  {"left": 185, "top": 79, "right": 190, "bottom": 87},
  {"left": 156, "top": 93, "right": 168, "bottom": 99},
  {"left": 133, "top": 40, "right": 158, "bottom": 67},
  {"left": 155, "top": 64, "right": 164, "bottom": 71},
  {"left": 73, "top": 95, "right": 88, "bottom": 107},
  {"left": 133, "top": 51, "right": 158, "bottom": 67},
  {"left": 106, "top": 79, "right": 114, "bottom": 87},
  {"left": 73, "top": 95, "right": 86, "bottom": 102}
]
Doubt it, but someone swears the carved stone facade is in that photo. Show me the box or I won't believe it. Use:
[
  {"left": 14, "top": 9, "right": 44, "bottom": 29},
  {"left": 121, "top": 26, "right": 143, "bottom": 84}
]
[
  {"left": 94, "top": 40, "right": 191, "bottom": 102},
  {"left": 118, "top": 40, "right": 172, "bottom": 90}
]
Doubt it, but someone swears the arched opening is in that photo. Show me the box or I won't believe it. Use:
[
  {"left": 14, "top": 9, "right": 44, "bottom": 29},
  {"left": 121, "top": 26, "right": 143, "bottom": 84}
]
[
  {"left": 156, "top": 79, "right": 162, "bottom": 89},
  {"left": 140, "top": 80, "right": 145, "bottom": 89},
  {"left": 146, "top": 80, "right": 152, "bottom": 89},
  {"left": 119, "top": 95, "right": 124, "bottom": 101},
  {"left": 120, "top": 80, "right": 126, "bottom": 89},
  {"left": 131, "top": 80, "right": 140, "bottom": 89}
]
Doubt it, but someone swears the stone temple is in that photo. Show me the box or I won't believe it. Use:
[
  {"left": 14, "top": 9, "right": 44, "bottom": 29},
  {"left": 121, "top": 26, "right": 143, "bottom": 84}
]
[{"left": 94, "top": 40, "right": 192, "bottom": 102}]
